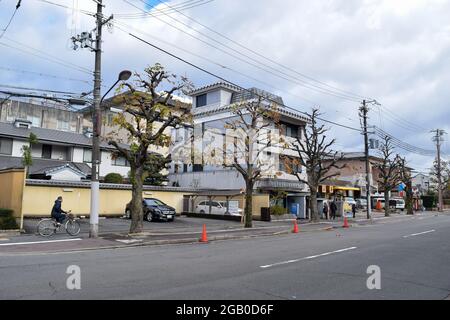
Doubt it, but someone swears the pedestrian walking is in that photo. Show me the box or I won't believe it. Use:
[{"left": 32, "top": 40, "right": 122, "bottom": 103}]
[
  {"left": 352, "top": 203, "right": 356, "bottom": 219},
  {"left": 330, "top": 200, "right": 337, "bottom": 220},
  {"left": 323, "top": 202, "right": 329, "bottom": 220}
]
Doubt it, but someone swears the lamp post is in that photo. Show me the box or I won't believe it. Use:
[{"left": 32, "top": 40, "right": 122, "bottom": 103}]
[
  {"left": 89, "top": 70, "right": 132, "bottom": 238},
  {"left": 101, "top": 70, "right": 132, "bottom": 104}
]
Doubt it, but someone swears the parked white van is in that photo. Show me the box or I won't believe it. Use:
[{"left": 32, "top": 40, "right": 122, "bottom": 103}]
[{"left": 195, "top": 200, "right": 243, "bottom": 215}]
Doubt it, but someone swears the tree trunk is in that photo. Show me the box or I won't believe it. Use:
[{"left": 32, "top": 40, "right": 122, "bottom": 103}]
[
  {"left": 130, "top": 166, "right": 144, "bottom": 234},
  {"left": 384, "top": 189, "right": 390, "bottom": 217},
  {"left": 406, "top": 181, "right": 414, "bottom": 215},
  {"left": 309, "top": 183, "right": 319, "bottom": 223},
  {"left": 244, "top": 180, "right": 254, "bottom": 228}
]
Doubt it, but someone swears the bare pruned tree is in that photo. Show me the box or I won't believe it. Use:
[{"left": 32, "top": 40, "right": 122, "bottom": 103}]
[
  {"left": 107, "top": 63, "right": 193, "bottom": 234},
  {"left": 397, "top": 156, "right": 414, "bottom": 215},
  {"left": 290, "top": 108, "right": 344, "bottom": 222},
  {"left": 373, "top": 136, "right": 401, "bottom": 217},
  {"left": 224, "top": 96, "right": 279, "bottom": 228}
]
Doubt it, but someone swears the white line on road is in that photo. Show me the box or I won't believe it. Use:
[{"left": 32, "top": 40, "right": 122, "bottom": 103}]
[
  {"left": 260, "top": 247, "right": 358, "bottom": 269},
  {"left": 403, "top": 230, "right": 435, "bottom": 238},
  {"left": 0, "top": 238, "right": 82, "bottom": 246}
]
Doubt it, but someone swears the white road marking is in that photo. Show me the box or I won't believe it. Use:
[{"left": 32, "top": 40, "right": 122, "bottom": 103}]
[
  {"left": 403, "top": 230, "right": 435, "bottom": 238},
  {"left": 260, "top": 247, "right": 358, "bottom": 269},
  {"left": 116, "top": 239, "right": 143, "bottom": 244},
  {"left": 0, "top": 238, "right": 82, "bottom": 246}
]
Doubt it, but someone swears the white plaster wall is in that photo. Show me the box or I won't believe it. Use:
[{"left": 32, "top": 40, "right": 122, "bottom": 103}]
[
  {"left": 12, "top": 140, "right": 28, "bottom": 157},
  {"left": 99, "top": 151, "right": 130, "bottom": 178},
  {"left": 51, "top": 169, "right": 83, "bottom": 181},
  {"left": 51, "top": 146, "right": 68, "bottom": 160},
  {"left": 72, "top": 147, "right": 84, "bottom": 163}
]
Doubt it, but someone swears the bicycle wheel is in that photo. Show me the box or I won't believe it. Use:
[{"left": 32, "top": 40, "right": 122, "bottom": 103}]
[
  {"left": 37, "top": 219, "right": 56, "bottom": 237},
  {"left": 65, "top": 219, "right": 81, "bottom": 236}
]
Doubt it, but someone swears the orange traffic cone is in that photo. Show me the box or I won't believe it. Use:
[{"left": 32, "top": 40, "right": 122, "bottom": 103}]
[
  {"left": 293, "top": 220, "right": 299, "bottom": 233},
  {"left": 343, "top": 217, "right": 350, "bottom": 228},
  {"left": 376, "top": 200, "right": 382, "bottom": 211},
  {"left": 199, "top": 224, "right": 208, "bottom": 243}
]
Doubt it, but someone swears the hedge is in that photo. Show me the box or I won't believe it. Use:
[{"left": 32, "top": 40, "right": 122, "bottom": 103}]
[
  {"left": 0, "top": 209, "right": 19, "bottom": 230},
  {"left": 104, "top": 173, "right": 124, "bottom": 184}
]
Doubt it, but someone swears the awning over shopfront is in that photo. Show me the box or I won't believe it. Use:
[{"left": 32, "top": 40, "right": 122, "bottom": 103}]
[{"left": 333, "top": 186, "right": 360, "bottom": 191}]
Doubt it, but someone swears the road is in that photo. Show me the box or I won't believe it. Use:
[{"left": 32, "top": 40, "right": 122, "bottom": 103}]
[{"left": 1, "top": 213, "right": 450, "bottom": 300}]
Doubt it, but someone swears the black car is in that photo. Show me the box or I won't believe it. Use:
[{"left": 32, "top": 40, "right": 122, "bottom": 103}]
[{"left": 125, "top": 198, "right": 176, "bottom": 222}]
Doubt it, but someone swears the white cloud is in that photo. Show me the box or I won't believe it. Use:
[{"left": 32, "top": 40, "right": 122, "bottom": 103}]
[{"left": 1, "top": 0, "right": 450, "bottom": 171}]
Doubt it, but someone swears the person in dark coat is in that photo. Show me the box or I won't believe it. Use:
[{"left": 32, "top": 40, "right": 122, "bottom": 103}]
[
  {"left": 352, "top": 203, "right": 357, "bottom": 218},
  {"left": 330, "top": 201, "right": 338, "bottom": 220},
  {"left": 323, "top": 202, "right": 329, "bottom": 220},
  {"left": 51, "top": 196, "right": 68, "bottom": 224}
]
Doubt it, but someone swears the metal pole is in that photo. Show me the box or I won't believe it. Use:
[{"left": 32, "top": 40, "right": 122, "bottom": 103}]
[
  {"left": 90, "top": 0, "right": 103, "bottom": 238},
  {"left": 436, "top": 130, "right": 443, "bottom": 212},
  {"left": 361, "top": 100, "right": 372, "bottom": 220}
]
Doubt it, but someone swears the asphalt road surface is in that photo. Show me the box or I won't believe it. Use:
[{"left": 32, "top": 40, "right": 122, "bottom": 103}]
[{"left": 1, "top": 213, "right": 450, "bottom": 300}]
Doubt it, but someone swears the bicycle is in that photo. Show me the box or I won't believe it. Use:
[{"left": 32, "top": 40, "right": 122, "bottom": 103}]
[{"left": 37, "top": 212, "right": 81, "bottom": 237}]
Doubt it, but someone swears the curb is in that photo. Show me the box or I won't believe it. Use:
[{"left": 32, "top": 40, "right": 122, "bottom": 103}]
[{"left": 0, "top": 225, "right": 335, "bottom": 256}]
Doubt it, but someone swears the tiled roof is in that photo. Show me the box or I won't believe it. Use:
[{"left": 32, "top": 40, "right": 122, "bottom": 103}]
[
  {"left": 0, "top": 155, "right": 91, "bottom": 175},
  {"left": 193, "top": 102, "right": 309, "bottom": 123},
  {"left": 0, "top": 122, "right": 123, "bottom": 150},
  {"left": 188, "top": 82, "right": 242, "bottom": 96}
]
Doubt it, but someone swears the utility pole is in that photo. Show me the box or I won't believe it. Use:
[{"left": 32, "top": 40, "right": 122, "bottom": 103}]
[
  {"left": 71, "top": 0, "right": 113, "bottom": 238},
  {"left": 359, "top": 99, "right": 379, "bottom": 220},
  {"left": 360, "top": 100, "right": 372, "bottom": 220},
  {"left": 432, "top": 129, "right": 447, "bottom": 212}
]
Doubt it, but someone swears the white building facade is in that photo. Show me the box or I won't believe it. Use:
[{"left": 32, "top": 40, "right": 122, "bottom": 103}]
[{"left": 168, "top": 83, "right": 310, "bottom": 217}]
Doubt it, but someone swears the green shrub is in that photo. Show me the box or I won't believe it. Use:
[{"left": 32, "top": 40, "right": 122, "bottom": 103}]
[
  {"left": 0, "top": 208, "right": 13, "bottom": 218},
  {"left": 270, "top": 205, "right": 287, "bottom": 216},
  {"left": 421, "top": 195, "right": 437, "bottom": 208},
  {"left": 0, "top": 209, "right": 18, "bottom": 230},
  {"left": 104, "top": 173, "right": 124, "bottom": 184}
]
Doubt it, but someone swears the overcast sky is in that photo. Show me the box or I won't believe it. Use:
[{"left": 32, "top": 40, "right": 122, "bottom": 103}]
[{"left": 1, "top": 0, "right": 449, "bottom": 173}]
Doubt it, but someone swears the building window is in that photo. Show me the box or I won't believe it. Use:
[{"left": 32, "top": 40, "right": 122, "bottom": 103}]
[
  {"left": 0, "top": 138, "right": 13, "bottom": 155},
  {"left": 193, "top": 164, "right": 203, "bottom": 172},
  {"left": 42, "top": 144, "right": 52, "bottom": 159},
  {"left": 112, "top": 156, "right": 129, "bottom": 167},
  {"left": 196, "top": 94, "right": 207, "bottom": 108},
  {"left": 83, "top": 148, "right": 92, "bottom": 163},
  {"left": 27, "top": 115, "right": 41, "bottom": 127},
  {"left": 281, "top": 123, "right": 299, "bottom": 138},
  {"left": 106, "top": 113, "right": 114, "bottom": 126},
  {"left": 57, "top": 119, "right": 70, "bottom": 131},
  {"left": 280, "top": 156, "right": 301, "bottom": 174}
]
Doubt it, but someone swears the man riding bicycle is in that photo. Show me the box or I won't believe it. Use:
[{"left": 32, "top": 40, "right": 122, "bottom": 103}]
[{"left": 51, "top": 196, "right": 68, "bottom": 226}]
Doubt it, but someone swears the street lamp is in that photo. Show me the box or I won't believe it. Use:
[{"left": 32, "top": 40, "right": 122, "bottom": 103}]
[
  {"left": 101, "top": 70, "right": 132, "bottom": 104},
  {"left": 89, "top": 70, "right": 132, "bottom": 238}
]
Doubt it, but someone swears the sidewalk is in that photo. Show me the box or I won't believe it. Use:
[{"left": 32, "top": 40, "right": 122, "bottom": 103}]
[{"left": 0, "top": 219, "right": 334, "bottom": 255}]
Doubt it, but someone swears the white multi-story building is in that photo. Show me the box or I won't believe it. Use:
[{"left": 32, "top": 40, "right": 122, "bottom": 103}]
[{"left": 168, "top": 83, "right": 310, "bottom": 217}]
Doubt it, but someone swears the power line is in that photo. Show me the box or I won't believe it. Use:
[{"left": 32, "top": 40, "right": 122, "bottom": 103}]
[
  {"left": 376, "top": 103, "right": 429, "bottom": 133},
  {"left": 0, "top": 37, "right": 92, "bottom": 74},
  {"left": 31, "top": 0, "right": 95, "bottom": 16},
  {"left": 147, "top": 0, "right": 370, "bottom": 102},
  {"left": 0, "top": 66, "right": 92, "bottom": 84},
  {"left": 121, "top": 0, "right": 362, "bottom": 103},
  {"left": 122, "top": 30, "right": 363, "bottom": 132},
  {"left": 374, "top": 126, "right": 435, "bottom": 156},
  {"left": 113, "top": 20, "right": 318, "bottom": 107},
  {"left": 0, "top": 0, "right": 22, "bottom": 39},
  {"left": 115, "top": 0, "right": 215, "bottom": 18},
  {"left": 0, "top": 84, "right": 80, "bottom": 95}
]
